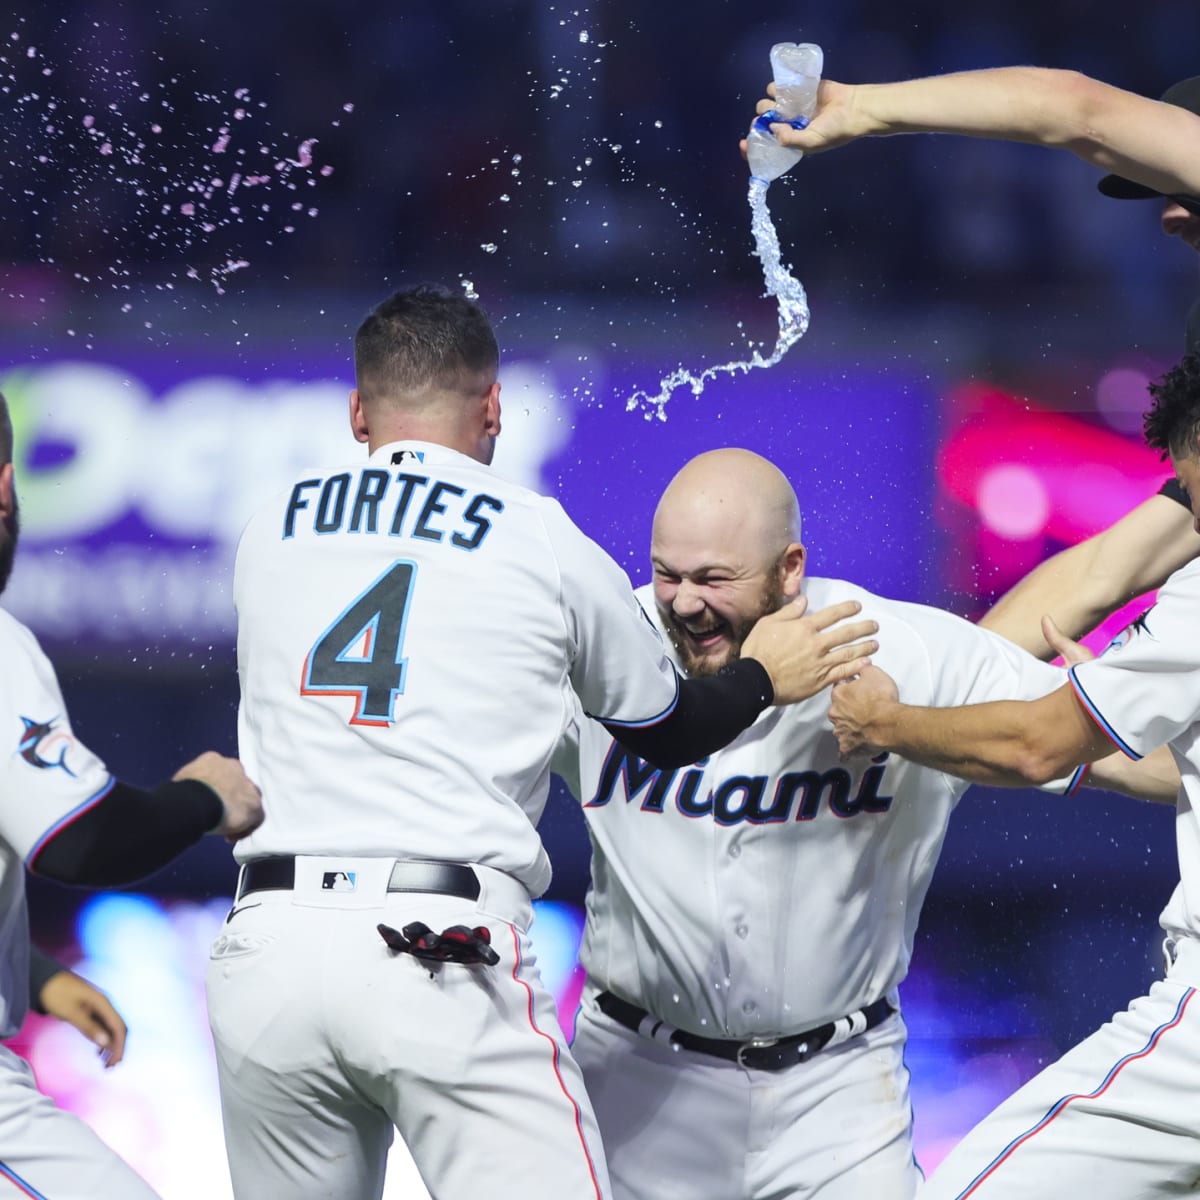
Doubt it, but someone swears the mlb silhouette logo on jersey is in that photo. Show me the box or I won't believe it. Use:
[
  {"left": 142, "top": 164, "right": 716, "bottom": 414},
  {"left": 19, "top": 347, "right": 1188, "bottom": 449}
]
[{"left": 322, "top": 871, "right": 357, "bottom": 892}]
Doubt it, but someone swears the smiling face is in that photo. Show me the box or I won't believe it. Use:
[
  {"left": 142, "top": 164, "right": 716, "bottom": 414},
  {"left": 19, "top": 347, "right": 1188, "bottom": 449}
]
[{"left": 650, "top": 449, "right": 805, "bottom": 677}]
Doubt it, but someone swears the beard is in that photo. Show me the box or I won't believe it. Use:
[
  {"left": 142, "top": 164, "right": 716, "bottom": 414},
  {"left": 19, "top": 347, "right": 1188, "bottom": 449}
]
[
  {"left": 0, "top": 492, "right": 19, "bottom": 596},
  {"left": 661, "top": 571, "right": 786, "bottom": 678}
]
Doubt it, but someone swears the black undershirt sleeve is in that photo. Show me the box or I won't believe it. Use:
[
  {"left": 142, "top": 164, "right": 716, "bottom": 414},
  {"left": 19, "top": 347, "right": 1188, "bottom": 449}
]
[
  {"left": 31, "top": 780, "right": 223, "bottom": 887},
  {"left": 1159, "top": 478, "right": 1191, "bottom": 509},
  {"left": 602, "top": 658, "right": 774, "bottom": 769}
]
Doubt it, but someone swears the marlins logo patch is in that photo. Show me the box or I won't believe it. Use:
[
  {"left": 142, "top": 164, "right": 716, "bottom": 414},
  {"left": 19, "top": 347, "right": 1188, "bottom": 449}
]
[
  {"left": 17, "top": 716, "right": 77, "bottom": 776},
  {"left": 1105, "top": 608, "right": 1155, "bottom": 656}
]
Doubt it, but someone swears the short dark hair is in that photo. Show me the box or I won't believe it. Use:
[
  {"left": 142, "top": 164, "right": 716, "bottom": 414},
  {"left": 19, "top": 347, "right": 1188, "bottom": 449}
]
[
  {"left": 354, "top": 284, "right": 499, "bottom": 404},
  {"left": 0, "top": 393, "right": 11, "bottom": 465},
  {"left": 1144, "top": 353, "right": 1200, "bottom": 460}
]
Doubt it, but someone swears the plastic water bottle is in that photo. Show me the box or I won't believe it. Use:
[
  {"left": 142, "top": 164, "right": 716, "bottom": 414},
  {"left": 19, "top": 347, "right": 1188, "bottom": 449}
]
[{"left": 745, "top": 42, "right": 824, "bottom": 183}]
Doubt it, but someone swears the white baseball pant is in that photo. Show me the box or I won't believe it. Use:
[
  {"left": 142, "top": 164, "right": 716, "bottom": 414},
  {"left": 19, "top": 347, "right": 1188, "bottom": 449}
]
[
  {"left": 207, "top": 857, "right": 610, "bottom": 1200},
  {"left": 571, "top": 989, "right": 921, "bottom": 1200},
  {"left": 0, "top": 1044, "right": 160, "bottom": 1199},
  {"left": 922, "top": 935, "right": 1200, "bottom": 1198}
]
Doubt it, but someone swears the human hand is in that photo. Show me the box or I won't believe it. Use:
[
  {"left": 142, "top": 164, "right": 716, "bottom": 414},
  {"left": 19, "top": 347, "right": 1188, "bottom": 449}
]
[
  {"left": 1041, "top": 615, "right": 1094, "bottom": 667},
  {"left": 741, "top": 596, "right": 878, "bottom": 705},
  {"left": 828, "top": 665, "right": 900, "bottom": 757},
  {"left": 739, "top": 79, "right": 874, "bottom": 161},
  {"left": 173, "top": 751, "right": 264, "bottom": 840},
  {"left": 38, "top": 969, "right": 127, "bottom": 1067}
]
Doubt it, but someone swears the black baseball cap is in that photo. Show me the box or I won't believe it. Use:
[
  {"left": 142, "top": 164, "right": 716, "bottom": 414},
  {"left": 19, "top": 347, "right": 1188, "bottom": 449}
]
[{"left": 1097, "top": 76, "right": 1200, "bottom": 214}]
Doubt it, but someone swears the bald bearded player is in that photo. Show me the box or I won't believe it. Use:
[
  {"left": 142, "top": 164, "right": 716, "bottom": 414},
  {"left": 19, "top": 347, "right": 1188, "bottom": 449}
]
[{"left": 552, "top": 449, "right": 1175, "bottom": 1200}]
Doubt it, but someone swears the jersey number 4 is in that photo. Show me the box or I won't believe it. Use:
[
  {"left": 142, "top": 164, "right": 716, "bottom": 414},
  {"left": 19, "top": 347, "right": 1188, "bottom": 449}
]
[{"left": 301, "top": 561, "right": 416, "bottom": 727}]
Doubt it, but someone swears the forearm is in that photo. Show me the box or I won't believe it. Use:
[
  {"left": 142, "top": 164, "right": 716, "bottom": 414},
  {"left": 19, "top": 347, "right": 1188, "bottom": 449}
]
[
  {"left": 983, "top": 497, "right": 1200, "bottom": 659},
  {"left": 863, "top": 698, "right": 1070, "bottom": 785},
  {"left": 982, "top": 545, "right": 1111, "bottom": 659},
  {"left": 855, "top": 68, "right": 1092, "bottom": 146},
  {"left": 877, "top": 683, "right": 1119, "bottom": 786},
  {"left": 1085, "top": 744, "right": 1180, "bottom": 805},
  {"left": 32, "top": 780, "right": 223, "bottom": 886},
  {"left": 607, "top": 659, "right": 772, "bottom": 769},
  {"left": 854, "top": 68, "right": 1200, "bottom": 196}
]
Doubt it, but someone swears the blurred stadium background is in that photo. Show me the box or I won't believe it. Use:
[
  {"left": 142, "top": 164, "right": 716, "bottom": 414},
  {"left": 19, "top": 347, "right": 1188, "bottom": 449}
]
[{"left": 2, "top": 0, "right": 1194, "bottom": 1194}]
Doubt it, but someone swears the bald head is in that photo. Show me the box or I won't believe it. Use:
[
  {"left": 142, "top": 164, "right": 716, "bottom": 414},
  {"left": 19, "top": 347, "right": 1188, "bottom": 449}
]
[
  {"left": 653, "top": 449, "right": 801, "bottom": 568},
  {"left": 651, "top": 450, "right": 805, "bottom": 676}
]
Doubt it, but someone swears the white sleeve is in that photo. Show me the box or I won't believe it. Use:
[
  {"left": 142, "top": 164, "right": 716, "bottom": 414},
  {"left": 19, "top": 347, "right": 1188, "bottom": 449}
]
[
  {"left": 549, "top": 704, "right": 584, "bottom": 802},
  {"left": 538, "top": 501, "right": 680, "bottom": 728},
  {"left": 1068, "top": 561, "right": 1200, "bottom": 759},
  {"left": 881, "top": 599, "right": 1082, "bottom": 793},
  {"left": 0, "top": 616, "right": 115, "bottom": 863}
]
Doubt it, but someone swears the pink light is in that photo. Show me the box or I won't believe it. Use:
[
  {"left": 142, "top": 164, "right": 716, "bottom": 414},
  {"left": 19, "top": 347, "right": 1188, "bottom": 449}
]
[
  {"left": 976, "top": 465, "right": 1049, "bottom": 540},
  {"left": 938, "top": 384, "right": 1170, "bottom": 545}
]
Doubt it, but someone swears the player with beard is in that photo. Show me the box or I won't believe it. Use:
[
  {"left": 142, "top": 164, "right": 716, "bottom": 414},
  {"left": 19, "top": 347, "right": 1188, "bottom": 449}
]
[
  {"left": 552, "top": 448, "right": 1178, "bottom": 1200},
  {"left": 0, "top": 393, "right": 262, "bottom": 1199}
]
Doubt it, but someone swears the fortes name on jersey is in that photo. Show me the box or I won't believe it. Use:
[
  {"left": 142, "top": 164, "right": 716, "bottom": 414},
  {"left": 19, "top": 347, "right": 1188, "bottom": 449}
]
[
  {"left": 283, "top": 468, "right": 504, "bottom": 551},
  {"left": 586, "top": 743, "right": 895, "bottom": 826}
]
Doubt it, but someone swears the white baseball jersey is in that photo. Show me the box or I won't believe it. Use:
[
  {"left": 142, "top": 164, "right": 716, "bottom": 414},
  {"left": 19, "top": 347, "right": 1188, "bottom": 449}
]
[
  {"left": 0, "top": 609, "right": 115, "bottom": 1038},
  {"left": 0, "top": 609, "right": 161, "bottom": 1200},
  {"left": 233, "top": 439, "right": 680, "bottom": 896},
  {"left": 1070, "top": 556, "right": 1200, "bottom": 944},
  {"left": 919, "top": 564, "right": 1200, "bottom": 1200},
  {"left": 556, "top": 578, "right": 1079, "bottom": 1039}
]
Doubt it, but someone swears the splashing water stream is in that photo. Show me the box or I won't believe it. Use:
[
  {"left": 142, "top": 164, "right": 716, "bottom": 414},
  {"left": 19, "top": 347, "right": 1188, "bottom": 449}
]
[{"left": 626, "top": 175, "right": 810, "bottom": 421}]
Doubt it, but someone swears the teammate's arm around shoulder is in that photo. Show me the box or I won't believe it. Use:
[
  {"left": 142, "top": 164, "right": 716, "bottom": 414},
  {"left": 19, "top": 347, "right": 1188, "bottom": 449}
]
[{"left": 982, "top": 494, "right": 1200, "bottom": 659}]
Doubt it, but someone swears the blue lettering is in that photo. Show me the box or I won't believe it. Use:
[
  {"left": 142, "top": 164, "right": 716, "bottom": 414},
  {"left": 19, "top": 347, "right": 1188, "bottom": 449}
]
[
  {"left": 452, "top": 494, "right": 504, "bottom": 551},
  {"left": 413, "top": 481, "right": 467, "bottom": 543},
  {"left": 586, "top": 744, "right": 676, "bottom": 813},
  {"left": 283, "top": 479, "right": 321, "bottom": 539},
  {"left": 713, "top": 776, "right": 766, "bottom": 826},
  {"left": 389, "top": 474, "right": 428, "bottom": 536},
  {"left": 315, "top": 473, "right": 351, "bottom": 533},
  {"left": 349, "top": 469, "right": 391, "bottom": 533}
]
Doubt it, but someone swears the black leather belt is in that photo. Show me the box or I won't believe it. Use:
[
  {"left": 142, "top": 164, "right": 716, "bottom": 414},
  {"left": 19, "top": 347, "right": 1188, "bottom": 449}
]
[
  {"left": 596, "top": 991, "right": 895, "bottom": 1072},
  {"left": 236, "top": 857, "right": 481, "bottom": 903}
]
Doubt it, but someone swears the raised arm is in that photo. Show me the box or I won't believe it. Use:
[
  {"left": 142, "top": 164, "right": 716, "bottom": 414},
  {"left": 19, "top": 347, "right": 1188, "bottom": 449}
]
[
  {"left": 981, "top": 493, "right": 1200, "bottom": 658},
  {"left": 758, "top": 68, "right": 1200, "bottom": 199}
]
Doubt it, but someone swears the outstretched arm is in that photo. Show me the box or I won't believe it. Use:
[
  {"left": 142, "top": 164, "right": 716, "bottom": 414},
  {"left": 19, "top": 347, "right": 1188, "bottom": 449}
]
[
  {"left": 830, "top": 668, "right": 1120, "bottom": 786},
  {"left": 754, "top": 68, "right": 1200, "bottom": 199},
  {"left": 981, "top": 494, "right": 1200, "bottom": 658}
]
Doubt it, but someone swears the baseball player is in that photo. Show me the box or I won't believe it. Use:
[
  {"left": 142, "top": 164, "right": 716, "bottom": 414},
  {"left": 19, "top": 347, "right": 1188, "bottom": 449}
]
[
  {"left": 0, "top": 393, "right": 263, "bottom": 1199},
  {"left": 206, "top": 284, "right": 879, "bottom": 1200},
  {"left": 551, "top": 448, "right": 1177, "bottom": 1200},
  {"left": 747, "top": 67, "right": 1200, "bottom": 661},
  {"left": 830, "top": 355, "right": 1200, "bottom": 1197}
]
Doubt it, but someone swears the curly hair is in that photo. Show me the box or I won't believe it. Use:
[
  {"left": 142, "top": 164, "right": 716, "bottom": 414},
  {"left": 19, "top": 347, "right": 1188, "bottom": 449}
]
[{"left": 1143, "top": 353, "right": 1200, "bottom": 461}]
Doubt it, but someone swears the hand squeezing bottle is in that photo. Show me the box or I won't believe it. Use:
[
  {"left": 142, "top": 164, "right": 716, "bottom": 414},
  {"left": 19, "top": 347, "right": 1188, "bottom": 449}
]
[{"left": 745, "top": 42, "right": 823, "bottom": 183}]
